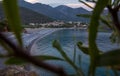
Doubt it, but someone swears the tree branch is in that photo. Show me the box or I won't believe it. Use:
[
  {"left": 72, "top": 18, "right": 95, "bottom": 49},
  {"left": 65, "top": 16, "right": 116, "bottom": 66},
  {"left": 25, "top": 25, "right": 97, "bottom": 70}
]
[
  {"left": 0, "top": 32, "right": 68, "bottom": 76},
  {"left": 107, "top": 5, "right": 120, "bottom": 32}
]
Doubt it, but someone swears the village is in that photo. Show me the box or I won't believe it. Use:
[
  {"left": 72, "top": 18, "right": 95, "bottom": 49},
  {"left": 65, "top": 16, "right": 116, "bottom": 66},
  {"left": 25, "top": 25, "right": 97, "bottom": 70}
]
[{"left": 28, "top": 21, "right": 88, "bottom": 29}]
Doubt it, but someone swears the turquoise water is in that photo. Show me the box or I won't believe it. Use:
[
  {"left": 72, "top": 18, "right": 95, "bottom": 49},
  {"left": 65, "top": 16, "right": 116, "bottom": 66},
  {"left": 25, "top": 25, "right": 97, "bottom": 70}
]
[{"left": 32, "top": 29, "right": 120, "bottom": 76}]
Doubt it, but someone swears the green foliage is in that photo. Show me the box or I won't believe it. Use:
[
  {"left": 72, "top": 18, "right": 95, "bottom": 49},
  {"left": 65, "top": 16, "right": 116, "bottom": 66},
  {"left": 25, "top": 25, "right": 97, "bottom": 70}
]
[
  {"left": 2, "top": 0, "right": 23, "bottom": 46},
  {"left": 0, "top": 0, "right": 120, "bottom": 76},
  {"left": 77, "top": 41, "right": 89, "bottom": 55},
  {"left": 0, "top": 21, "right": 5, "bottom": 31},
  {"left": 77, "top": 41, "right": 103, "bottom": 55},
  {"left": 77, "top": 12, "right": 119, "bottom": 44},
  {"left": 112, "top": 0, "right": 120, "bottom": 6},
  {"left": 79, "top": 0, "right": 94, "bottom": 9},
  {"left": 5, "top": 55, "right": 64, "bottom": 65},
  {"left": 100, "top": 16, "right": 112, "bottom": 29},
  {"left": 0, "top": 39, "right": 14, "bottom": 54},
  {"left": 34, "top": 55, "right": 64, "bottom": 61},
  {"left": 77, "top": 0, "right": 120, "bottom": 76},
  {"left": 53, "top": 40, "right": 84, "bottom": 76},
  {"left": 88, "top": 0, "right": 109, "bottom": 75},
  {"left": 77, "top": 14, "right": 112, "bottom": 29},
  {"left": 97, "top": 49, "right": 120, "bottom": 66},
  {"left": 5, "top": 57, "right": 27, "bottom": 65}
]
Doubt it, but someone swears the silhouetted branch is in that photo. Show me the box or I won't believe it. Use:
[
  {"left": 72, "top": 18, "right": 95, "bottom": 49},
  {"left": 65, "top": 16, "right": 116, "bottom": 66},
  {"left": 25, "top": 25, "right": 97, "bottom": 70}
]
[
  {"left": 107, "top": 5, "right": 120, "bottom": 32},
  {"left": 0, "top": 32, "right": 68, "bottom": 76}
]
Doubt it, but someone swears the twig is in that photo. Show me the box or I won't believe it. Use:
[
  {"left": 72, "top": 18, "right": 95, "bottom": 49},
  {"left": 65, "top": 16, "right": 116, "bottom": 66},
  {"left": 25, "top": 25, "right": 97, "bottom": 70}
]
[
  {"left": 0, "top": 32, "right": 68, "bottom": 76},
  {"left": 79, "top": 0, "right": 94, "bottom": 9},
  {"left": 107, "top": 5, "right": 120, "bottom": 32}
]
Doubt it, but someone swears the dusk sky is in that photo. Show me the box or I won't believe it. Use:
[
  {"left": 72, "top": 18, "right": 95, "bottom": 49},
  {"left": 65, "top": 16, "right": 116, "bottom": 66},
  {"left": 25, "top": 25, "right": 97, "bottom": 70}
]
[{"left": 24, "top": 0, "right": 95, "bottom": 11}]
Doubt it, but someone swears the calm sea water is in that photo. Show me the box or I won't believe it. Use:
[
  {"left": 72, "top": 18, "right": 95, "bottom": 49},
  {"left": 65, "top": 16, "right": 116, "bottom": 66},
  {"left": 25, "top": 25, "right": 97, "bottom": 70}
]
[{"left": 31, "top": 29, "right": 120, "bottom": 76}]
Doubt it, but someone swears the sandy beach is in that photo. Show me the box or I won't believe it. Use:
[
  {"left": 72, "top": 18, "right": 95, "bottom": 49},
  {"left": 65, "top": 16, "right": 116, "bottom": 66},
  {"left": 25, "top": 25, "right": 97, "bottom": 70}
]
[{"left": 24, "top": 28, "right": 62, "bottom": 51}]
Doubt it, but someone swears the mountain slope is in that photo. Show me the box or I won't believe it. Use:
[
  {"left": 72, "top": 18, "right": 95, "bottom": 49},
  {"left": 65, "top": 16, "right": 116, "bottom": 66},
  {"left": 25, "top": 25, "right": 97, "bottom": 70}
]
[
  {"left": 18, "top": 0, "right": 90, "bottom": 22},
  {"left": 19, "top": 7, "right": 53, "bottom": 24},
  {"left": 0, "top": 4, "right": 53, "bottom": 24},
  {"left": 55, "top": 5, "right": 91, "bottom": 22},
  {"left": 19, "top": 0, "right": 71, "bottom": 21}
]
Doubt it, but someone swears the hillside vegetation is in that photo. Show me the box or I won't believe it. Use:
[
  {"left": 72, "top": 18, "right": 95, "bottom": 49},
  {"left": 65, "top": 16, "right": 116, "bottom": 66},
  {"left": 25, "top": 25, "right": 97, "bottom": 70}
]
[{"left": 0, "top": 4, "right": 54, "bottom": 25}]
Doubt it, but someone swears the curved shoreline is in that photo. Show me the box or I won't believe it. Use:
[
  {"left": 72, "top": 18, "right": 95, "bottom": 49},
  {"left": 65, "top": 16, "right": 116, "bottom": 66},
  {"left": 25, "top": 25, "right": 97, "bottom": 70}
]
[
  {"left": 26, "top": 28, "right": 62, "bottom": 53},
  {"left": 27, "top": 28, "right": 83, "bottom": 54}
]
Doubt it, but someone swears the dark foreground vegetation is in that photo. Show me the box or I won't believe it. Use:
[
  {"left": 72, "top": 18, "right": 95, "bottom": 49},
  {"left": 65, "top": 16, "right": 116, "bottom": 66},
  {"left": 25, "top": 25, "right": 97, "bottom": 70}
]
[{"left": 0, "top": 0, "right": 120, "bottom": 76}]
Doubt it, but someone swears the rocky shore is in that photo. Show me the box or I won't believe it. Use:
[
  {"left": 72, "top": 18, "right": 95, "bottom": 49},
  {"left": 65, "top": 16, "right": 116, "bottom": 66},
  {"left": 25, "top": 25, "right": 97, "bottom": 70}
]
[{"left": 0, "top": 65, "right": 38, "bottom": 76}]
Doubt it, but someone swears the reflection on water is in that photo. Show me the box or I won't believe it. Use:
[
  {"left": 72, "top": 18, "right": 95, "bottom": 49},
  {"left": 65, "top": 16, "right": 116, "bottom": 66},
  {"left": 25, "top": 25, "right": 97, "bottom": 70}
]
[{"left": 31, "top": 29, "right": 120, "bottom": 76}]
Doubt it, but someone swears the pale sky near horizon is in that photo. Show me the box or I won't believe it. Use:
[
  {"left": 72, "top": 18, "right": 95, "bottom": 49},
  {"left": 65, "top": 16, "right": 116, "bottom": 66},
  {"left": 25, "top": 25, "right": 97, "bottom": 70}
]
[{"left": 24, "top": 0, "right": 95, "bottom": 11}]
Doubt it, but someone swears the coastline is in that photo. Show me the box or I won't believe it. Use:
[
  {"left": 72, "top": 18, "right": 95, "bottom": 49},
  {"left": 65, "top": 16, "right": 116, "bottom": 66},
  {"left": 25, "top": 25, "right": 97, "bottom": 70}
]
[
  {"left": 25, "top": 28, "right": 62, "bottom": 53},
  {"left": 0, "top": 28, "right": 83, "bottom": 69},
  {"left": 0, "top": 28, "right": 62, "bottom": 72}
]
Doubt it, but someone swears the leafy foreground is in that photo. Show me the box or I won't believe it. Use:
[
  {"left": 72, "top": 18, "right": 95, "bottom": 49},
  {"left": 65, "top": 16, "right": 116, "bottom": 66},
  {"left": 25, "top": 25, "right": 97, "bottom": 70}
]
[{"left": 0, "top": 0, "right": 120, "bottom": 76}]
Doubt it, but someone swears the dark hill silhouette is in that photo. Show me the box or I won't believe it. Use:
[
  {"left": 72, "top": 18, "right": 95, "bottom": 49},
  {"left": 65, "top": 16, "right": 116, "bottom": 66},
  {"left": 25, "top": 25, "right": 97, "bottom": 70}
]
[
  {"left": 19, "top": 7, "right": 53, "bottom": 24},
  {"left": 55, "top": 5, "right": 90, "bottom": 22},
  {"left": 18, "top": 0, "right": 91, "bottom": 22},
  {"left": 0, "top": 4, "right": 53, "bottom": 24},
  {"left": 19, "top": 0, "right": 71, "bottom": 21}
]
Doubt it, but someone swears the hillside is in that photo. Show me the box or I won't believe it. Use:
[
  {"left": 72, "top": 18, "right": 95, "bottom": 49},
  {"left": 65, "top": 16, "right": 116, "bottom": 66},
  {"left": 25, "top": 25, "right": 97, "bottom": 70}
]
[
  {"left": 0, "top": 4, "right": 54, "bottom": 25},
  {"left": 19, "top": 0, "right": 71, "bottom": 21},
  {"left": 55, "top": 5, "right": 90, "bottom": 22},
  {"left": 19, "top": 7, "right": 53, "bottom": 24},
  {"left": 18, "top": 0, "right": 91, "bottom": 22}
]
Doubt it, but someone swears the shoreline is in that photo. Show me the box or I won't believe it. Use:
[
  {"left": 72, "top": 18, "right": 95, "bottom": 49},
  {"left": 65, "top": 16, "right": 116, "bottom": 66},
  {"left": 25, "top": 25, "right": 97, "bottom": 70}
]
[
  {"left": 0, "top": 28, "right": 62, "bottom": 68},
  {"left": 25, "top": 28, "right": 62, "bottom": 53}
]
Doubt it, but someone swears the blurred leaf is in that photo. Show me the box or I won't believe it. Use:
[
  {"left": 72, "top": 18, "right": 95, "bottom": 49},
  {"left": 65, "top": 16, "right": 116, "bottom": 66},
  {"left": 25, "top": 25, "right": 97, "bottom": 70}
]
[
  {"left": 85, "top": 0, "right": 97, "bottom": 2},
  {"left": 100, "top": 16, "right": 112, "bottom": 29},
  {"left": 5, "top": 55, "right": 64, "bottom": 65},
  {"left": 77, "top": 14, "right": 112, "bottom": 29},
  {"left": 78, "top": 54, "right": 82, "bottom": 68},
  {"left": 0, "top": 39, "right": 14, "bottom": 54},
  {"left": 79, "top": 0, "right": 94, "bottom": 9},
  {"left": 77, "top": 42, "right": 89, "bottom": 55},
  {"left": 0, "top": 53, "right": 6, "bottom": 58},
  {"left": 88, "top": 0, "right": 109, "bottom": 75},
  {"left": 5, "top": 57, "right": 27, "bottom": 65},
  {"left": 0, "top": 53, "right": 13, "bottom": 58},
  {"left": 53, "top": 40, "right": 84, "bottom": 76},
  {"left": 112, "top": 0, "right": 120, "bottom": 7},
  {"left": 34, "top": 55, "right": 64, "bottom": 61},
  {"left": 52, "top": 40, "right": 70, "bottom": 63},
  {"left": 97, "top": 49, "right": 120, "bottom": 66},
  {"left": 77, "top": 42, "right": 89, "bottom": 54},
  {"left": 108, "top": 0, "right": 112, "bottom": 5},
  {"left": 77, "top": 42, "right": 103, "bottom": 55},
  {"left": 2, "top": 0, "right": 23, "bottom": 46}
]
